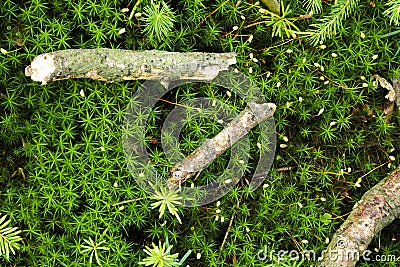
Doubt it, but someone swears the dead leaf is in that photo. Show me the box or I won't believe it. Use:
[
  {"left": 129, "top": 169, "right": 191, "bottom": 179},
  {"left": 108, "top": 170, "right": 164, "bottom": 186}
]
[
  {"left": 338, "top": 185, "right": 352, "bottom": 199},
  {"left": 393, "top": 77, "right": 400, "bottom": 106},
  {"left": 384, "top": 102, "right": 394, "bottom": 115},
  {"left": 13, "top": 38, "right": 24, "bottom": 47},
  {"left": 372, "top": 74, "right": 395, "bottom": 101},
  {"left": 149, "top": 137, "right": 159, "bottom": 145}
]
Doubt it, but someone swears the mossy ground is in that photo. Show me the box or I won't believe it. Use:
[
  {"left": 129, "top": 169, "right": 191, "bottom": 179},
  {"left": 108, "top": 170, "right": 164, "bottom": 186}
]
[{"left": 1, "top": 0, "right": 400, "bottom": 266}]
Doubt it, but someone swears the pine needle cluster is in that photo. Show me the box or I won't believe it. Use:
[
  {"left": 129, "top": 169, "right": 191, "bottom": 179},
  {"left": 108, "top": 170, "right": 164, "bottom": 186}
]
[
  {"left": 306, "top": 0, "right": 400, "bottom": 44},
  {"left": 0, "top": 214, "right": 21, "bottom": 259},
  {"left": 308, "top": 0, "right": 361, "bottom": 45},
  {"left": 384, "top": 0, "right": 400, "bottom": 26},
  {"left": 303, "top": 0, "right": 323, "bottom": 14}
]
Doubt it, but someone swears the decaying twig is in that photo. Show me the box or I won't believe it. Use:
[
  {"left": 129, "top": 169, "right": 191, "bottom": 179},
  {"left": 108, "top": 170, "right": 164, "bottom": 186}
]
[
  {"left": 317, "top": 167, "right": 400, "bottom": 267},
  {"left": 168, "top": 102, "right": 276, "bottom": 189},
  {"left": 25, "top": 49, "right": 236, "bottom": 85},
  {"left": 10, "top": 167, "right": 26, "bottom": 180},
  {"left": 276, "top": 166, "right": 294, "bottom": 172}
]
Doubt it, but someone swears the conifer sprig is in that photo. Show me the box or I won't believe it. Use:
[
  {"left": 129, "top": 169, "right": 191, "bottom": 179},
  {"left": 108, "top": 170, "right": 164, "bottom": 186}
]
[
  {"left": 0, "top": 214, "right": 22, "bottom": 259},
  {"left": 303, "top": 0, "right": 323, "bottom": 14},
  {"left": 384, "top": 0, "right": 400, "bottom": 26},
  {"left": 308, "top": 0, "right": 361, "bottom": 45}
]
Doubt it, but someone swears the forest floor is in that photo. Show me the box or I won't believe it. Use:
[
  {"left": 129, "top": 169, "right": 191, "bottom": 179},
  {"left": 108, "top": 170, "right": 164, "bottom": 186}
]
[{"left": 1, "top": 0, "right": 399, "bottom": 266}]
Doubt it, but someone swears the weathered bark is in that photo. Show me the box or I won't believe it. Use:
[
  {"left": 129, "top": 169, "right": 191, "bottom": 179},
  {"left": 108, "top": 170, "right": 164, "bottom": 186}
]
[
  {"left": 394, "top": 76, "right": 400, "bottom": 108},
  {"left": 261, "top": 0, "right": 280, "bottom": 15},
  {"left": 393, "top": 76, "right": 400, "bottom": 125},
  {"left": 168, "top": 102, "right": 276, "bottom": 189},
  {"left": 25, "top": 49, "right": 236, "bottom": 85},
  {"left": 317, "top": 167, "right": 400, "bottom": 267}
]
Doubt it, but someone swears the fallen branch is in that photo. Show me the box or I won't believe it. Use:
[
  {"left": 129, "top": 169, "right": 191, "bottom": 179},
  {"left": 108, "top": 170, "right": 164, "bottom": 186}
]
[
  {"left": 25, "top": 49, "right": 236, "bottom": 85},
  {"left": 317, "top": 166, "right": 400, "bottom": 267},
  {"left": 168, "top": 102, "right": 276, "bottom": 189}
]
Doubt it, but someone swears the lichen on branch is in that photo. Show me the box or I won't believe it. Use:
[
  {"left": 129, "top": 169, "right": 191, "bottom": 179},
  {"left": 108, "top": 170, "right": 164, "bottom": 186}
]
[
  {"left": 25, "top": 49, "right": 236, "bottom": 85},
  {"left": 317, "top": 167, "right": 400, "bottom": 267},
  {"left": 168, "top": 102, "right": 276, "bottom": 189}
]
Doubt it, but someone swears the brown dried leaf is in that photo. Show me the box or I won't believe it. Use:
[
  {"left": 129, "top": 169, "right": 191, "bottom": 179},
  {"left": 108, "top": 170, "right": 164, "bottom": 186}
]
[
  {"left": 373, "top": 74, "right": 395, "bottom": 101},
  {"left": 393, "top": 77, "right": 400, "bottom": 107},
  {"left": 338, "top": 185, "right": 352, "bottom": 199},
  {"left": 149, "top": 137, "right": 159, "bottom": 145},
  {"left": 384, "top": 102, "right": 394, "bottom": 115}
]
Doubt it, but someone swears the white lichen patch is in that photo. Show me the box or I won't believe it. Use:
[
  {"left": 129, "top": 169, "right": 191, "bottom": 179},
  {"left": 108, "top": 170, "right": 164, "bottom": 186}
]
[
  {"left": 226, "top": 56, "right": 237, "bottom": 65},
  {"left": 104, "top": 57, "right": 115, "bottom": 67},
  {"left": 25, "top": 54, "right": 56, "bottom": 85},
  {"left": 200, "top": 66, "right": 220, "bottom": 78}
]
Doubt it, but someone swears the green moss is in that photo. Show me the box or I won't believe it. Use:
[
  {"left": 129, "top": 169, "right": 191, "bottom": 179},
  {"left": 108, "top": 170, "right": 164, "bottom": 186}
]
[{"left": 1, "top": 0, "right": 400, "bottom": 266}]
